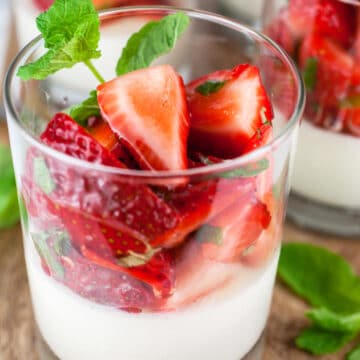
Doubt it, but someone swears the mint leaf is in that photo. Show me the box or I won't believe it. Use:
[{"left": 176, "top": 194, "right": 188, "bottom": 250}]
[
  {"left": 348, "top": 343, "right": 360, "bottom": 360},
  {"left": 278, "top": 243, "right": 360, "bottom": 314},
  {"left": 196, "top": 225, "right": 223, "bottom": 246},
  {"left": 32, "top": 232, "right": 65, "bottom": 279},
  {"left": 0, "top": 145, "right": 20, "bottom": 229},
  {"left": 296, "top": 326, "right": 355, "bottom": 355},
  {"left": 53, "top": 231, "right": 72, "bottom": 257},
  {"left": 196, "top": 80, "right": 226, "bottom": 96},
  {"left": 116, "top": 12, "right": 190, "bottom": 76},
  {"left": 302, "top": 57, "right": 318, "bottom": 91},
  {"left": 68, "top": 90, "right": 100, "bottom": 126},
  {"left": 307, "top": 308, "right": 360, "bottom": 333},
  {"left": 33, "top": 157, "right": 56, "bottom": 195},
  {"left": 17, "top": 0, "right": 102, "bottom": 81},
  {"left": 341, "top": 94, "right": 360, "bottom": 109},
  {"left": 217, "top": 159, "right": 270, "bottom": 179}
]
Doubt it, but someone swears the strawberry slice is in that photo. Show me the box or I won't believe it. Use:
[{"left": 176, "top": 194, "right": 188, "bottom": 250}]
[
  {"left": 97, "top": 65, "right": 189, "bottom": 171},
  {"left": 197, "top": 193, "right": 271, "bottom": 262},
  {"left": 32, "top": 0, "right": 53, "bottom": 11},
  {"left": 37, "top": 232, "right": 158, "bottom": 311},
  {"left": 187, "top": 64, "right": 273, "bottom": 159},
  {"left": 286, "top": 0, "right": 356, "bottom": 47},
  {"left": 40, "top": 113, "right": 180, "bottom": 243},
  {"left": 299, "top": 34, "right": 354, "bottom": 107},
  {"left": 354, "top": 9, "right": 360, "bottom": 61}
]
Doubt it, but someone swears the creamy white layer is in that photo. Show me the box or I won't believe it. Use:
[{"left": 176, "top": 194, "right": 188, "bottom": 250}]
[
  {"left": 292, "top": 120, "right": 360, "bottom": 209},
  {"left": 25, "top": 239, "right": 278, "bottom": 360}
]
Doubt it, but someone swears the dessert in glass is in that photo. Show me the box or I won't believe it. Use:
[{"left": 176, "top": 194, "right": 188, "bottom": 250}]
[
  {"left": 263, "top": 0, "right": 360, "bottom": 236},
  {"left": 4, "top": 3, "right": 304, "bottom": 360}
]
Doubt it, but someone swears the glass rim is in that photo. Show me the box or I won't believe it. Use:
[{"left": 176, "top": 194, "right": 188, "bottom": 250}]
[{"left": 4, "top": 5, "right": 305, "bottom": 180}]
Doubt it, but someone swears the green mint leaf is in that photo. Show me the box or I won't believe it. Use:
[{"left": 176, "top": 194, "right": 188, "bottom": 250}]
[
  {"left": 17, "top": 0, "right": 101, "bottom": 80},
  {"left": 278, "top": 243, "right": 360, "bottom": 314},
  {"left": 32, "top": 232, "right": 65, "bottom": 279},
  {"left": 196, "top": 80, "right": 227, "bottom": 96},
  {"left": 302, "top": 57, "right": 318, "bottom": 91},
  {"left": 0, "top": 145, "right": 20, "bottom": 229},
  {"left": 68, "top": 90, "right": 100, "bottom": 126},
  {"left": 218, "top": 159, "right": 270, "bottom": 178},
  {"left": 307, "top": 307, "right": 360, "bottom": 333},
  {"left": 341, "top": 94, "right": 360, "bottom": 109},
  {"left": 116, "top": 12, "right": 190, "bottom": 76},
  {"left": 196, "top": 225, "right": 223, "bottom": 246},
  {"left": 53, "top": 231, "right": 72, "bottom": 257},
  {"left": 296, "top": 326, "right": 355, "bottom": 355},
  {"left": 347, "top": 343, "right": 360, "bottom": 360},
  {"left": 33, "top": 157, "right": 56, "bottom": 195}
]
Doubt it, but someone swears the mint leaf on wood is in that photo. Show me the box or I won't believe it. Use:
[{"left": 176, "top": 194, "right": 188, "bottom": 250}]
[
  {"left": 302, "top": 57, "right": 318, "bottom": 91},
  {"left": 116, "top": 12, "right": 190, "bottom": 76},
  {"left": 0, "top": 145, "right": 20, "bottom": 229},
  {"left": 17, "top": 0, "right": 103, "bottom": 81},
  {"left": 296, "top": 326, "right": 355, "bottom": 355},
  {"left": 347, "top": 343, "right": 360, "bottom": 360},
  {"left": 307, "top": 307, "right": 360, "bottom": 334},
  {"left": 278, "top": 243, "right": 360, "bottom": 314},
  {"left": 33, "top": 157, "right": 56, "bottom": 195},
  {"left": 196, "top": 80, "right": 226, "bottom": 96},
  {"left": 196, "top": 225, "right": 223, "bottom": 246},
  {"left": 68, "top": 90, "right": 100, "bottom": 126}
]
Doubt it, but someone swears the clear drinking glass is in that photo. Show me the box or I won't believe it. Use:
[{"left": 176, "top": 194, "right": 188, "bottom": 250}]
[
  {"left": 262, "top": 0, "right": 360, "bottom": 236},
  {"left": 4, "top": 7, "right": 304, "bottom": 360}
]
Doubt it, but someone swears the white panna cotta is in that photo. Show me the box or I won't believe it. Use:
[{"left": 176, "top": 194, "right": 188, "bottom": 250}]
[
  {"left": 292, "top": 120, "right": 360, "bottom": 209},
  {"left": 25, "top": 238, "right": 278, "bottom": 360}
]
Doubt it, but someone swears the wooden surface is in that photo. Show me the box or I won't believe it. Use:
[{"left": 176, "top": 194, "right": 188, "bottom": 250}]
[{"left": 1, "top": 123, "right": 360, "bottom": 359}]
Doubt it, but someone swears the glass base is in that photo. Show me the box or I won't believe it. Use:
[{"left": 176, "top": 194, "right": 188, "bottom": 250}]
[
  {"left": 35, "top": 326, "right": 265, "bottom": 360},
  {"left": 287, "top": 192, "right": 360, "bottom": 237}
]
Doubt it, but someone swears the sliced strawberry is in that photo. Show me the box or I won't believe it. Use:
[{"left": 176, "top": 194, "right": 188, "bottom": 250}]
[
  {"left": 44, "top": 234, "right": 158, "bottom": 311},
  {"left": 198, "top": 193, "right": 271, "bottom": 262},
  {"left": 97, "top": 65, "right": 189, "bottom": 171},
  {"left": 153, "top": 176, "right": 256, "bottom": 248},
  {"left": 355, "top": 9, "right": 360, "bottom": 62},
  {"left": 299, "top": 34, "right": 354, "bottom": 107},
  {"left": 164, "top": 240, "right": 238, "bottom": 309},
  {"left": 187, "top": 64, "right": 273, "bottom": 159},
  {"left": 89, "top": 120, "right": 119, "bottom": 152},
  {"left": 286, "top": 0, "right": 356, "bottom": 47},
  {"left": 32, "top": 0, "right": 53, "bottom": 11},
  {"left": 40, "top": 113, "right": 181, "bottom": 244}
]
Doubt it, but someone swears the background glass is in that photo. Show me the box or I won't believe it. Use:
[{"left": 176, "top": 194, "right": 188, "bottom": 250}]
[
  {"left": 262, "top": 0, "right": 360, "bottom": 236},
  {"left": 5, "top": 6, "right": 304, "bottom": 360}
]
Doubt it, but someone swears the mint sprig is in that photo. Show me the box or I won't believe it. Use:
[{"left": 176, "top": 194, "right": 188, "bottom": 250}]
[
  {"left": 33, "top": 157, "right": 56, "bottom": 195},
  {"left": 116, "top": 12, "right": 189, "bottom": 76},
  {"left": 68, "top": 90, "right": 100, "bottom": 126},
  {"left": 302, "top": 57, "right": 318, "bottom": 92},
  {"left": 17, "top": 0, "right": 104, "bottom": 82},
  {"left": 196, "top": 80, "right": 227, "bottom": 96},
  {"left": 279, "top": 243, "right": 360, "bottom": 356}
]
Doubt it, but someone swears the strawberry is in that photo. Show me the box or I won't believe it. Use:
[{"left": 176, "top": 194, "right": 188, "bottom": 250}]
[
  {"left": 198, "top": 193, "right": 271, "bottom": 262},
  {"left": 187, "top": 64, "right": 273, "bottom": 159},
  {"left": 58, "top": 206, "right": 175, "bottom": 297},
  {"left": 299, "top": 34, "right": 354, "bottom": 107},
  {"left": 153, "top": 175, "right": 256, "bottom": 248},
  {"left": 286, "top": 0, "right": 356, "bottom": 47},
  {"left": 32, "top": 0, "right": 53, "bottom": 11},
  {"left": 45, "top": 234, "right": 158, "bottom": 311},
  {"left": 97, "top": 65, "right": 189, "bottom": 171},
  {"left": 355, "top": 9, "right": 360, "bottom": 62},
  {"left": 40, "top": 113, "right": 180, "bottom": 243},
  {"left": 164, "top": 239, "right": 238, "bottom": 309}
]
